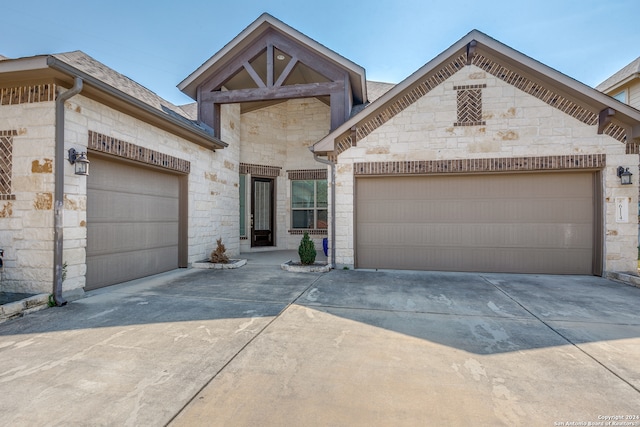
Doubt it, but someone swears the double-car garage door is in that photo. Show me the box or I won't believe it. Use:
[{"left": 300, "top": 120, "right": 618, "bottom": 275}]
[
  {"left": 86, "top": 157, "right": 181, "bottom": 290},
  {"left": 356, "top": 172, "right": 597, "bottom": 275}
]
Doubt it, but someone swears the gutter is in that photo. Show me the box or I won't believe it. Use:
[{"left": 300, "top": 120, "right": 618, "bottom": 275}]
[
  {"left": 45, "top": 56, "right": 227, "bottom": 150},
  {"left": 53, "top": 77, "right": 83, "bottom": 306},
  {"left": 311, "top": 151, "right": 336, "bottom": 268}
]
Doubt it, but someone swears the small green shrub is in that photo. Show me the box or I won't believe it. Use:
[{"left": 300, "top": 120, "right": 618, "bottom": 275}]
[{"left": 298, "top": 232, "right": 316, "bottom": 265}]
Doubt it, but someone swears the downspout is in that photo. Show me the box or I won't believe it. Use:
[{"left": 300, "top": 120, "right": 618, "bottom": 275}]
[
  {"left": 53, "top": 77, "right": 83, "bottom": 306},
  {"left": 312, "top": 152, "right": 336, "bottom": 268}
]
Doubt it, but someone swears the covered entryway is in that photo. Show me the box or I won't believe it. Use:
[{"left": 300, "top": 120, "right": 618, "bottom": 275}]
[
  {"left": 86, "top": 156, "right": 183, "bottom": 290},
  {"left": 355, "top": 172, "right": 599, "bottom": 274}
]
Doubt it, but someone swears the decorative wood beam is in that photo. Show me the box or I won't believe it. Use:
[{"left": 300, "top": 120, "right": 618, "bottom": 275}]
[
  {"left": 274, "top": 56, "right": 298, "bottom": 87},
  {"left": 199, "top": 29, "right": 346, "bottom": 93},
  {"left": 266, "top": 44, "right": 274, "bottom": 87},
  {"left": 466, "top": 40, "right": 477, "bottom": 66},
  {"left": 213, "top": 103, "right": 221, "bottom": 138},
  {"left": 202, "top": 81, "right": 344, "bottom": 104},
  {"left": 200, "top": 32, "right": 271, "bottom": 92},
  {"left": 243, "top": 61, "right": 266, "bottom": 88},
  {"left": 598, "top": 107, "right": 615, "bottom": 134},
  {"left": 330, "top": 90, "right": 346, "bottom": 131},
  {"left": 270, "top": 34, "right": 344, "bottom": 81}
]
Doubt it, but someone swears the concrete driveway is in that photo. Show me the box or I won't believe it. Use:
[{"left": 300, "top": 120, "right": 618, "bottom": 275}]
[{"left": 0, "top": 254, "right": 639, "bottom": 426}]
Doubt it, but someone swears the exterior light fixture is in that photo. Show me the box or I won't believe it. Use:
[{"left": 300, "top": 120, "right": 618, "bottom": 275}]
[
  {"left": 276, "top": 54, "right": 286, "bottom": 60},
  {"left": 68, "top": 148, "right": 90, "bottom": 176},
  {"left": 617, "top": 166, "right": 632, "bottom": 185}
]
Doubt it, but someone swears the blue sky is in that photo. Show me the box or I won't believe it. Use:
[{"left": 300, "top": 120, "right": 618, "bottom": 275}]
[{"left": 2, "top": 0, "right": 639, "bottom": 106}]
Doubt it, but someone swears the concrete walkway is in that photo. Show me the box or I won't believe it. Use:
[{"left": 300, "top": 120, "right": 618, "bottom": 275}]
[{"left": 0, "top": 254, "right": 638, "bottom": 426}]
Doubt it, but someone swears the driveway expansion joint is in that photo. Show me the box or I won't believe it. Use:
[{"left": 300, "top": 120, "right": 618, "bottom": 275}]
[{"left": 480, "top": 275, "right": 640, "bottom": 395}]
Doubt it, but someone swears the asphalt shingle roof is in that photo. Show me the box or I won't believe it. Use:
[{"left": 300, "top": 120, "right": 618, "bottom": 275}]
[
  {"left": 52, "top": 51, "right": 200, "bottom": 126},
  {"left": 596, "top": 56, "right": 640, "bottom": 91}
]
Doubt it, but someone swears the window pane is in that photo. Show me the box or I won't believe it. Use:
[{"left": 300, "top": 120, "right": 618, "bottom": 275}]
[
  {"left": 317, "top": 209, "right": 328, "bottom": 229},
  {"left": 613, "top": 90, "right": 627, "bottom": 103},
  {"left": 316, "top": 180, "right": 327, "bottom": 208},
  {"left": 292, "top": 210, "right": 314, "bottom": 229},
  {"left": 239, "top": 175, "right": 246, "bottom": 236},
  {"left": 292, "top": 180, "right": 314, "bottom": 208},
  {"left": 254, "top": 180, "right": 270, "bottom": 231}
]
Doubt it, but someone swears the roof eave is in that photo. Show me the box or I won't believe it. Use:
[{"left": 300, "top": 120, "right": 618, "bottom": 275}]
[
  {"left": 597, "top": 73, "right": 640, "bottom": 94},
  {"left": 46, "top": 56, "right": 227, "bottom": 150},
  {"left": 313, "top": 30, "right": 640, "bottom": 154}
]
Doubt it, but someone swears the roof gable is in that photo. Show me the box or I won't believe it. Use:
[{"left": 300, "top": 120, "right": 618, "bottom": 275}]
[
  {"left": 597, "top": 56, "right": 640, "bottom": 93},
  {"left": 313, "top": 30, "right": 640, "bottom": 156},
  {"left": 178, "top": 13, "right": 367, "bottom": 105}
]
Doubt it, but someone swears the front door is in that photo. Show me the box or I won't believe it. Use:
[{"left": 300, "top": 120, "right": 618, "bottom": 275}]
[{"left": 251, "top": 177, "right": 274, "bottom": 247}]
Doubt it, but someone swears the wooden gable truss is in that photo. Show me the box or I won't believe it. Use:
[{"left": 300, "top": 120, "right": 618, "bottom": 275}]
[{"left": 197, "top": 28, "right": 354, "bottom": 137}]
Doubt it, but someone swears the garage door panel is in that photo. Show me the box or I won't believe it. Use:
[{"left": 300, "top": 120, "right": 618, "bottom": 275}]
[
  {"left": 87, "top": 157, "right": 180, "bottom": 290},
  {"left": 87, "top": 246, "right": 179, "bottom": 290},
  {"left": 88, "top": 190, "right": 179, "bottom": 222},
  {"left": 358, "top": 197, "right": 592, "bottom": 224},
  {"left": 358, "top": 245, "right": 592, "bottom": 274},
  {"left": 87, "top": 222, "right": 179, "bottom": 256},
  {"left": 356, "top": 173, "right": 594, "bottom": 274},
  {"left": 359, "top": 222, "right": 592, "bottom": 248}
]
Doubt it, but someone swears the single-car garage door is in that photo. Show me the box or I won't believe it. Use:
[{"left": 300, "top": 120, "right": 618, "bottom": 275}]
[
  {"left": 86, "top": 157, "right": 181, "bottom": 290},
  {"left": 356, "top": 172, "right": 597, "bottom": 274}
]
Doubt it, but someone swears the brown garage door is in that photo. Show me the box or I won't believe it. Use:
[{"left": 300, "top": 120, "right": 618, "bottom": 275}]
[
  {"left": 86, "top": 157, "right": 180, "bottom": 290},
  {"left": 356, "top": 172, "right": 596, "bottom": 274}
]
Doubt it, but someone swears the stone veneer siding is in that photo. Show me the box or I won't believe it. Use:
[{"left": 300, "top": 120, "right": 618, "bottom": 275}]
[
  {"left": 0, "top": 86, "right": 235, "bottom": 296},
  {"left": 332, "top": 64, "right": 637, "bottom": 273},
  {"left": 331, "top": 54, "right": 628, "bottom": 161},
  {"left": 237, "top": 98, "right": 330, "bottom": 251}
]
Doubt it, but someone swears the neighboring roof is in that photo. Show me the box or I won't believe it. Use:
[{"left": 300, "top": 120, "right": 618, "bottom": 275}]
[
  {"left": 596, "top": 56, "right": 640, "bottom": 93},
  {"left": 313, "top": 30, "right": 640, "bottom": 154},
  {"left": 0, "top": 51, "right": 225, "bottom": 150},
  {"left": 366, "top": 81, "right": 395, "bottom": 103},
  {"left": 179, "top": 13, "right": 367, "bottom": 105},
  {"left": 179, "top": 102, "right": 198, "bottom": 120}
]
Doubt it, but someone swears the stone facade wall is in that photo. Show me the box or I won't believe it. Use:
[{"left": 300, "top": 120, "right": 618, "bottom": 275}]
[
  {"left": 334, "top": 65, "right": 638, "bottom": 273},
  {"left": 72, "top": 95, "right": 236, "bottom": 269},
  {"left": 237, "top": 97, "right": 330, "bottom": 252},
  {"left": 0, "top": 98, "right": 56, "bottom": 294},
  {"left": 0, "top": 85, "right": 235, "bottom": 296}
]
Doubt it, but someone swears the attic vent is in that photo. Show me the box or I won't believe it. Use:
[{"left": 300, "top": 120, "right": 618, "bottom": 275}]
[{"left": 454, "top": 84, "right": 486, "bottom": 126}]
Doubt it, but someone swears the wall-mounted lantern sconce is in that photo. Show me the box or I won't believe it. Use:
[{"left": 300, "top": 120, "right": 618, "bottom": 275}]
[
  {"left": 617, "top": 166, "right": 632, "bottom": 185},
  {"left": 68, "top": 148, "right": 90, "bottom": 176}
]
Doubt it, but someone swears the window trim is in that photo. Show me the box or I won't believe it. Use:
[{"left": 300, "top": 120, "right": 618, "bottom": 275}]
[
  {"left": 612, "top": 89, "right": 627, "bottom": 104},
  {"left": 290, "top": 178, "right": 328, "bottom": 231}
]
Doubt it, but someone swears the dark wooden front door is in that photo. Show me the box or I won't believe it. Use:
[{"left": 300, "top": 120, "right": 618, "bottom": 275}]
[{"left": 251, "top": 177, "right": 274, "bottom": 247}]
